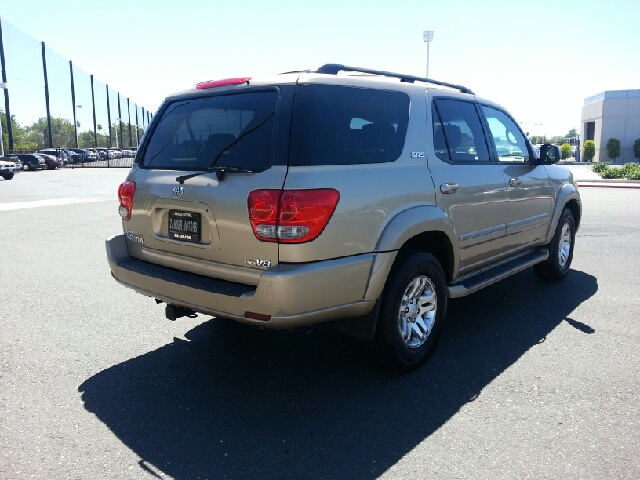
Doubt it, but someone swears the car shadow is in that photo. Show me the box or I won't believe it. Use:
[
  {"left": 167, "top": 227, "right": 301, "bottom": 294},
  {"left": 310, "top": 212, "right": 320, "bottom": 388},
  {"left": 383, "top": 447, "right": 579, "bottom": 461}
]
[{"left": 79, "top": 269, "right": 597, "bottom": 480}]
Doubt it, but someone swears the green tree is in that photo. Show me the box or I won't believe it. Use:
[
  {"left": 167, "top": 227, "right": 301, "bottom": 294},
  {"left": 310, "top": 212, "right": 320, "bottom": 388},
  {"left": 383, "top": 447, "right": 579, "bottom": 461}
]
[
  {"left": 78, "top": 130, "right": 95, "bottom": 148},
  {"left": 26, "top": 117, "right": 75, "bottom": 149},
  {"left": 560, "top": 143, "right": 572, "bottom": 159},
  {"left": 1, "top": 111, "right": 38, "bottom": 152},
  {"left": 565, "top": 128, "right": 578, "bottom": 138},
  {"left": 633, "top": 139, "right": 640, "bottom": 161},
  {"left": 583, "top": 140, "right": 596, "bottom": 162},
  {"left": 606, "top": 138, "right": 621, "bottom": 162}
]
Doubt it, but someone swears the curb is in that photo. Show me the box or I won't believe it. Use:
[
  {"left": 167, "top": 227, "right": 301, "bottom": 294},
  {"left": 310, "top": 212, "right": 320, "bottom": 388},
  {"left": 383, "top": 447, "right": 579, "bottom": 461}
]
[{"left": 577, "top": 181, "right": 640, "bottom": 189}]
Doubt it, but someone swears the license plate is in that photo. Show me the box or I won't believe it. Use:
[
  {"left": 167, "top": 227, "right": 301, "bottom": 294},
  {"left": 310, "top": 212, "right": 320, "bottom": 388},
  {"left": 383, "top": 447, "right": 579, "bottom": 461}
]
[{"left": 168, "top": 210, "right": 201, "bottom": 242}]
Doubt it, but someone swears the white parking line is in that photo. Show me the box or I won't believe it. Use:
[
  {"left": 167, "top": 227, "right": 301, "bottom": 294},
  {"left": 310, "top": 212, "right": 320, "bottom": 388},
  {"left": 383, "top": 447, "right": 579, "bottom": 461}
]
[{"left": 0, "top": 195, "right": 115, "bottom": 211}]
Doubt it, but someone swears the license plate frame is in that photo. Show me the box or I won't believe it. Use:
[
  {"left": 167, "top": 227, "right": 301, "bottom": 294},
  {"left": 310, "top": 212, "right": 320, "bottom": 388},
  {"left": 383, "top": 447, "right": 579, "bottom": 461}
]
[{"left": 168, "top": 210, "right": 201, "bottom": 242}]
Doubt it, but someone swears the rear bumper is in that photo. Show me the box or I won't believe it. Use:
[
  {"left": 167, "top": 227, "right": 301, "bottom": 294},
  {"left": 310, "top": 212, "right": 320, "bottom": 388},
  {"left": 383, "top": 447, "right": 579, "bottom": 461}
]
[{"left": 106, "top": 234, "right": 378, "bottom": 328}]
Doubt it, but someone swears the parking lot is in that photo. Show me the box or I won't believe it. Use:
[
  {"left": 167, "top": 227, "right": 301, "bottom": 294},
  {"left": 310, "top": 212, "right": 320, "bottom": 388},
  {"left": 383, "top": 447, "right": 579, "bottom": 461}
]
[{"left": 1, "top": 168, "right": 639, "bottom": 479}]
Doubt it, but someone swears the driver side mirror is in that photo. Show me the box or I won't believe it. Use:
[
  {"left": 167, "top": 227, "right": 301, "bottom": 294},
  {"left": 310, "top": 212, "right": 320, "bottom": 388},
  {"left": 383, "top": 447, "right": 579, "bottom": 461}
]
[{"left": 538, "top": 144, "right": 561, "bottom": 164}]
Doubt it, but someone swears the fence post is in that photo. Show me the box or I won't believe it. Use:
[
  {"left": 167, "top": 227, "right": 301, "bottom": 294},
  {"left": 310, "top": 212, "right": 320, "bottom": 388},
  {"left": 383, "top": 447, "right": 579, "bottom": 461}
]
[
  {"left": 106, "top": 84, "right": 112, "bottom": 148},
  {"left": 41, "top": 42, "right": 53, "bottom": 148},
  {"left": 0, "top": 17, "right": 14, "bottom": 152},
  {"left": 117, "top": 92, "right": 123, "bottom": 152},
  {"left": 90, "top": 75, "right": 97, "bottom": 148},
  {"left": 70, "top": 60, "right": 78, "bottom": 148},
  {"left": 127, "top": 97, "right": 133, "bottom": 148},
  {"left": 135, "top": 104, "right": 140, "bottom": 147}
]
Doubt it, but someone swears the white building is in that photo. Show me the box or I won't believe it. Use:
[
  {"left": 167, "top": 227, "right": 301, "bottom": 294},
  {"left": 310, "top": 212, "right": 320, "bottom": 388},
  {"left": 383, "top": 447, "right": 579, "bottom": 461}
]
[{"left": 581, "top": 89, "right": 640, "bottom": 162}]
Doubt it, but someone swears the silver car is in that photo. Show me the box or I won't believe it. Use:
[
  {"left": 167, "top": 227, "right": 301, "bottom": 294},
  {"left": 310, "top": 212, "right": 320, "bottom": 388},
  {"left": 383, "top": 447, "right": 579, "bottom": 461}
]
[{"left": 106, "top": 64, "right": 581, "bottom": 371}]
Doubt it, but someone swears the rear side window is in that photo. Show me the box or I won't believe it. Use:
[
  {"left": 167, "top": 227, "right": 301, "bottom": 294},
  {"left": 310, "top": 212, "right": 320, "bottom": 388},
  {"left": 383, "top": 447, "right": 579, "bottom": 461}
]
[
  {"left": 289, "top": 85, "right": 410, "bottom": 166},
  {"left": 142, "top": 90, "right": 278, "bottom": 170},
  {"left": 432, "top": 99, "right": 490, "bottom": 162}
]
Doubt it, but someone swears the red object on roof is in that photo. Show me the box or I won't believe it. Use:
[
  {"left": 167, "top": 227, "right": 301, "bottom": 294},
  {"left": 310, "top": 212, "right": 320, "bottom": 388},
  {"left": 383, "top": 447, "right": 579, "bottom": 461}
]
[{"left": 195, "top": 77, "right": 252, "bottom": 89}]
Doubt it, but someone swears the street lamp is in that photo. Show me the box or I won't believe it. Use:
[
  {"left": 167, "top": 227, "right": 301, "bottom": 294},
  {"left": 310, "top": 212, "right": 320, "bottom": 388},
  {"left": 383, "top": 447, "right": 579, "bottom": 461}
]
[{"left": 423, "top": 30, "right": 434, "bottom": 78}]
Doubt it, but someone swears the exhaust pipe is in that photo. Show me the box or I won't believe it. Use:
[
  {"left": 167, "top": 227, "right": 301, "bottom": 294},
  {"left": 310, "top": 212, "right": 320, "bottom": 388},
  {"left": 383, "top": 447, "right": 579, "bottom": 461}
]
[{"left": 165, "top": 304, "right": 197, "bottom": 321}]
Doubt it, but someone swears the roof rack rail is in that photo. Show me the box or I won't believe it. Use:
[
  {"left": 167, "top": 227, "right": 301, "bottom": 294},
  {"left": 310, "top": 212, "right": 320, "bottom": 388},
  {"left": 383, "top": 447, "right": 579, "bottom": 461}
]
[{"left": 311, "top": 64, "right": 474, "bottom": 95}]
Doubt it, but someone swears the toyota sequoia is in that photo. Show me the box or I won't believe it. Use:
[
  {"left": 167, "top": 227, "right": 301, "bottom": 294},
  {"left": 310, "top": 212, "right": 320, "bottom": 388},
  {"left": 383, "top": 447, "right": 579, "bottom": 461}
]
[{"left": 106, "top": 64, "right": 581, "bottom": 370}]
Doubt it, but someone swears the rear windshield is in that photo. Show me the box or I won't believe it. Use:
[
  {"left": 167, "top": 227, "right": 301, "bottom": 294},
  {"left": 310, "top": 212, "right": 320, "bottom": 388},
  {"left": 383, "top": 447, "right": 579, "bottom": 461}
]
[
  {"left": 141, "top": 90, "right": 278, "bottom": 170},
  {"left": 289, "top": 84, "right": 410, "bottom": 166}
]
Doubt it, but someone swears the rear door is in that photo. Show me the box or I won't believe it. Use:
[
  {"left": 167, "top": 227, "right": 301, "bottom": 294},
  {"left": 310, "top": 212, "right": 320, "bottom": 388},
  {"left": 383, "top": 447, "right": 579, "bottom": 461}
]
[
  {"left": 125, "top": 85, "right": 293, "bottom": 272},
  {"left": 428, "top": 96, "right": 508, "bottom": 275}
]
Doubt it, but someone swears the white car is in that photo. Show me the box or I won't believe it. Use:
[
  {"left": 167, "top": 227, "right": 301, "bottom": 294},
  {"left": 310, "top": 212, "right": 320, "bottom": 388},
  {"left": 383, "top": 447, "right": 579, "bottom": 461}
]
[{"left": 0, "top": 158, "right": 17, "bottom": 180}]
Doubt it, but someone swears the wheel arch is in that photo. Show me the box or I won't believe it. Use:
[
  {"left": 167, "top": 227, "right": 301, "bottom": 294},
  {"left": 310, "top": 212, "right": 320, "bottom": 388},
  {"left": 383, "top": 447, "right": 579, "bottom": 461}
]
[
  {"left": 545, "top": 185, "right": 581, "bottom": 244},
  {"left": 364, "top": 206, "right": 457, "bottom": 303}
]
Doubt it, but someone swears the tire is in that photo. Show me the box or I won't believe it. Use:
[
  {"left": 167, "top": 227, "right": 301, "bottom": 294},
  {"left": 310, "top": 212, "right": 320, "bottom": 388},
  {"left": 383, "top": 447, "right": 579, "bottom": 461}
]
[
  {"left": 534, "top": 208, "right": 575, "bottom": 282},
  {"left": 2, "top": 172, "right": 13, "bottom": 180},
  {"left": 23, "top": 164, "right": 30, "bottom": 171},
  {"left": 373, "top": 250, "right": 448, "bottom": 372}
]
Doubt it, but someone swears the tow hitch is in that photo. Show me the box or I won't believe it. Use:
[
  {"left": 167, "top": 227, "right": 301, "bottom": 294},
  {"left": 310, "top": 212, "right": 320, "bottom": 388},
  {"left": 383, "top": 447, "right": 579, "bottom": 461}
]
[{"left": 165, "top": 304, "right": 198, "bottom": 321}]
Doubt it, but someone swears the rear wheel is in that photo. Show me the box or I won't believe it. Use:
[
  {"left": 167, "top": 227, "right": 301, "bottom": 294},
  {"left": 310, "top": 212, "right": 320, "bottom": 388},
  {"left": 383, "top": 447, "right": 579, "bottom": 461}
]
[
  {"left": 534, "top": 208, "right": 575, "bottom": 282},
  {"left": 23, "top": 164, "right": 30, "bottom": 171},
  {"left": 373, "top": 250, "right": 448, "bottom": 372}
]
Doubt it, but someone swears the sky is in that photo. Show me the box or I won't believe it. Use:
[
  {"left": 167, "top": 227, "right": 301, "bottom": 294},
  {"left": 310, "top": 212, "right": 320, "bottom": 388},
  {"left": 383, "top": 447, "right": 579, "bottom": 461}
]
[{"left": 1, "top": 0, "right": 639, "bottom": 137}]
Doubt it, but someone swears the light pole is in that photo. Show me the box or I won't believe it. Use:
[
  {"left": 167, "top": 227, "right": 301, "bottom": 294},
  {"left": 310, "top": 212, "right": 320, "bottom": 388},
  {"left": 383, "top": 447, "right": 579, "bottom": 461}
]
[
  {"left": 114, "top": 117, "right": 121, "bottom": 149},
  {"left": 535, "top": 123, "right": 542, "bottom": 143},
  {"left": 423, "top": 30, "right": 434, "bottom": 78},
  {"left": 73, "top": 104, "right": 82, "bottom": 148},
  {"left": 0, "top": 81, "right": 7, "bottom": 156}
]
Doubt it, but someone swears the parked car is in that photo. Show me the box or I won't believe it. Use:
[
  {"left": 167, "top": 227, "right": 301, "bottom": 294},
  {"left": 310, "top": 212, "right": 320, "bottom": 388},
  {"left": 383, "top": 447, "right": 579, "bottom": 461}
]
[
  {"left": 0, "top": 155, "right": 22, "bottom": 171},
  {"left": 39, "top": 153, "right": 63, "bottom": 169},
  {"left": 95, "top": 147, "right": 114, "bottom": 159},
  {"left": 38, "top": 148, "right": 69, "bottom": 164},
  {"left": 84, "top": 148, "right": 99, "bottom": 160},
  {"left": 62, "top": 150, "right": 82, "bottom": 164},
  {"left": 109, "top": 148, "right": 123, "bottom": 158},
  {"left": 69, "top": 148, "right": 95, "bottom": 162},
  {"left": 0, "top": 157, "right": 17, "bottom": 180},
  {"left": 106, "top": 64, "right": 580, "bottom": 371},
  {"left": 16, "top": 154, "right": 46, "bottom": 171}
]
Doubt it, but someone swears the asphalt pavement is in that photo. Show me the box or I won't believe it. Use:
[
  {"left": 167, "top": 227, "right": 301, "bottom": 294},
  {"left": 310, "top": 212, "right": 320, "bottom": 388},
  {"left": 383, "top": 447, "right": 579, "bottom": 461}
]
[{"left": 1, "top": 168, "right": 639, "bottom": 479}]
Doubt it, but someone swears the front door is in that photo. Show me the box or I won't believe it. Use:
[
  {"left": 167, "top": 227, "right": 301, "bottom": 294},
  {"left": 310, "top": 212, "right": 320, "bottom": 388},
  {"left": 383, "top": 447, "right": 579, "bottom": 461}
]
[{"left": 480, "top": 105, "right": 554, "bottom": 255}]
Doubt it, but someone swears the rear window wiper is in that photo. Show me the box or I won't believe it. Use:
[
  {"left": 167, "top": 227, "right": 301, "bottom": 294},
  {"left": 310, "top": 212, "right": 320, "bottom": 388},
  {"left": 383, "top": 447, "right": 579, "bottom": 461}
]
[{"left": 176, "top": 165, "right": 265, "bottom": 184}]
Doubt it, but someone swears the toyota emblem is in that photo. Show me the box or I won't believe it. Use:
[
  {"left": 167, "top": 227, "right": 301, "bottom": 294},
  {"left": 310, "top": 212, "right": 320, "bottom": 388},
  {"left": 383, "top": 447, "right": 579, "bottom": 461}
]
[{"left": 172, "top": 186, "right": 184, "bottom": 198}]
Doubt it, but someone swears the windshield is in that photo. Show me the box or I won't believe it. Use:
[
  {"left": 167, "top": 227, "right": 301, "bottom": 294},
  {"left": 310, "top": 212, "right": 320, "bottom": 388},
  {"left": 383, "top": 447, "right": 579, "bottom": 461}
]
[{"left": 141, "top": 90, "right": 278, "bottom": 171}]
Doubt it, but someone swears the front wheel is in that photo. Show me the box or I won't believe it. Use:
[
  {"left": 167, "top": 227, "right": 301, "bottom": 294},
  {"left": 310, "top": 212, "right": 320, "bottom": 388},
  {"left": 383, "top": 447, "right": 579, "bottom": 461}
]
[
  {"left": 534, "top": 208, "right": 576, "bottom": 282},
  {"left": 373, "top": 250, "right": 448, "bottom": 372},
  {"left": 2, "top": 172, "right": 14, "bottom": 180},
  {"left": 23, "top": 164, "right": 30, "bottom": 171}
]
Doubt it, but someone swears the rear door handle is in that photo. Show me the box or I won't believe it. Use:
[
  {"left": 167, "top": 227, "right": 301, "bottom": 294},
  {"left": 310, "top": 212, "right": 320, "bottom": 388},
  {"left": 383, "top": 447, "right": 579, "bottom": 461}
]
[
  {"left": 440, "top": 183, "right": 460, "bottom": 194},
  {"left": 509, "top": 177, "right": 522, "bottom": 187}
]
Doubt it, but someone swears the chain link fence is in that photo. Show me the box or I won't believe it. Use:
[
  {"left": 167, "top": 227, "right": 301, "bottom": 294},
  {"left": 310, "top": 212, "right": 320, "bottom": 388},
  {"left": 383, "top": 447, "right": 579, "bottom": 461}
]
[{"left": 0, "top": 17, "right": 152, "bottom": 167}]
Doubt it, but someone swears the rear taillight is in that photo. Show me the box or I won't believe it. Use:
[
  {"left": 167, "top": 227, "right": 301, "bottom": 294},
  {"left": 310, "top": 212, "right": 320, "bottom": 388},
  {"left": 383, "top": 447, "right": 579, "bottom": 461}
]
[
  {"left": 248, "top": 189, "right": 340, "bottom": 243},
  {"left": 117, "top": 181, "right": 136, "bottom": 221}
]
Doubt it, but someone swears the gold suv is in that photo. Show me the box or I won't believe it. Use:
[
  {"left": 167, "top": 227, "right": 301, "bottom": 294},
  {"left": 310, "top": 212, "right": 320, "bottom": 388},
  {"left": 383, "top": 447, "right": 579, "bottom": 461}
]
[{"left": 106, "top": 64, "right": 581, "bottom": 370}]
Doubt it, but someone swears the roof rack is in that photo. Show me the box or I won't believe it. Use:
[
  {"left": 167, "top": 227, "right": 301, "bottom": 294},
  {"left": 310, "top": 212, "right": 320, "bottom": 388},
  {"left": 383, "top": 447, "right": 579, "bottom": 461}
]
[{"left": 310, "top": 64, "right": 474, "bottom": 95}]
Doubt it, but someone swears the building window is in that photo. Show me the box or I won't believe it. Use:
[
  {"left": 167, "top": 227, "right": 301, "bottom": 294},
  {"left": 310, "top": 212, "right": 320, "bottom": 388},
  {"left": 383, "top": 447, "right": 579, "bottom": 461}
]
[{"left": 585, "top": 122, "right": 595, "bottom": 141}]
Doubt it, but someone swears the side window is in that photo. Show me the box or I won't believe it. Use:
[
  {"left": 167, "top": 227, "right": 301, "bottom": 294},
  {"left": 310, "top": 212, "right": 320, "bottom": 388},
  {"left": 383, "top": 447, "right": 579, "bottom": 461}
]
[
  {"left": 432, "top": 99, "right": 490, "bottom": 162},
  {"left": 481, "top": 106, "right": 530, "bottom": 163},
  {"left": 289, "top": 85, "right": 410, "bottom": 166}
]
